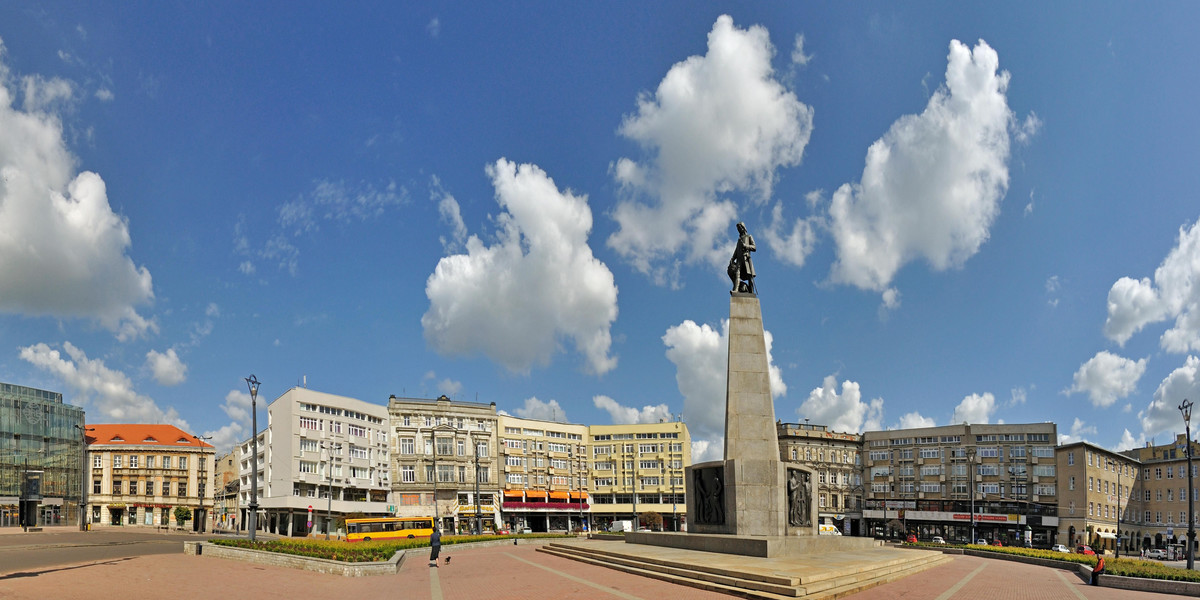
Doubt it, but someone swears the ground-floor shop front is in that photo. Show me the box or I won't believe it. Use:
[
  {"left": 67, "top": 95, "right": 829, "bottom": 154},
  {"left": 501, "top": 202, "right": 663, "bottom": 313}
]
[
  {"left": 0, "top": 497, "right": 79, "bottom": 528},
  {"left": 864, "top": 501, "right": 1058, "bottom": 547}
]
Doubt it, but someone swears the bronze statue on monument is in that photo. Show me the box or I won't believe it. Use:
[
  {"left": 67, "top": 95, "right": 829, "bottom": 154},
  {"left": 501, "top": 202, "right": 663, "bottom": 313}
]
[{"left": 727, "top": 222, "right": 756, "bottom": 294}]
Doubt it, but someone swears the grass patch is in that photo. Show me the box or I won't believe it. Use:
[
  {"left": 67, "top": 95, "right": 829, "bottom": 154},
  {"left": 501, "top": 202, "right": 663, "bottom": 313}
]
[
  {"left": 208, "top": 533, "right": 571, "bottom": 563},
  {"left": 903, "top": 541, "right": 1200, "bottom": 582}
]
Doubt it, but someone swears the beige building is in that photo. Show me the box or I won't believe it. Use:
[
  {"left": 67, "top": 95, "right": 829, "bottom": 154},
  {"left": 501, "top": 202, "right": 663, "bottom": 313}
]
[
  {"left": 86, "top": 424, "right": 215, "bottom": 530},
  {"left": 1057, "top": 441, "right": 1140, "bottom": 555},
  {"left": 1122, "top": 433, "right": 1200, "bottom": 554},
  {"left": 586, "top": 421, "right": 690, "bottom": 532},
  {"left": 212, "top": 449, "right": 239, "bottom": 532},
  {"left": 388, "top": 395, "right": 499, "bottom": 533},
  {"left": 497, "top": 414, "right": 590, "bottom": 532},
  {"left": 862, "top": 423, "right": 1058, "bottom": 546},
  {"left": 778, "top": 422, "right": 863, "bottom": 535}
]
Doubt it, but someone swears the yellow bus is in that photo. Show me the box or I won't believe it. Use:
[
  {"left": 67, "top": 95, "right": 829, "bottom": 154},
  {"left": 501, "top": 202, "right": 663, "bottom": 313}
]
[{"left": 345, "top": 516, "right": 435, "bottom": 542}]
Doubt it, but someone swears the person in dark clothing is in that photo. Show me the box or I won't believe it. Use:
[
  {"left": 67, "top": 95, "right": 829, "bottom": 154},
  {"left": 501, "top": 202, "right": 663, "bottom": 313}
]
[
  {"left": 1091, "top": 556, "right": 1105, "bottom": 586},
  {"left": 429, "top": 529, "right": 442, "bottom": 567}
]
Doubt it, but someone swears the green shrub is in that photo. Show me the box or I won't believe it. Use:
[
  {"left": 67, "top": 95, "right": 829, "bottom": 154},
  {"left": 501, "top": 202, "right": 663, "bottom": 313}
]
[{"left": 207, "top": 533, "right": 572, "bottom": 563}]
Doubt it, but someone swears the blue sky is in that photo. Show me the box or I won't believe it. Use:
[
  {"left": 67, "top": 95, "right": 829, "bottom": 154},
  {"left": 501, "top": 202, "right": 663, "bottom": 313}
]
[{"left": 3, "top": 3, "right": 1200, "bottom": 460}]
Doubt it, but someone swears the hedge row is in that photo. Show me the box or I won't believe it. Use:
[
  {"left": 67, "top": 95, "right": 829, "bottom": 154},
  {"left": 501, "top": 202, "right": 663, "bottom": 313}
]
[{"left": 208, "top": 533, "right": 571, "bottom": 563}]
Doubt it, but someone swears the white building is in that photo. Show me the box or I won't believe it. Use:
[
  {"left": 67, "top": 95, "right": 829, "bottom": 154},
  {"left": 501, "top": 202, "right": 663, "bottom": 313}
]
[{"left": 239, "top": 387, "right": 392, "bottom": 537}]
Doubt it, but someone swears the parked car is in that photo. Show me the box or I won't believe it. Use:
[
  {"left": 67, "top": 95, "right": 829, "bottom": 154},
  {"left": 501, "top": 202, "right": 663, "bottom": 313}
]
[
  {"left": 1051, "top": 544, "right": 1071, "bottom": 553},
  {"left": 974, "top": 539, "right": 988, "bottom": 545},
  {"left": 991, "top": 540, "right": 1003, "bottom": 546},
  {"left": 1146, "top": 548, "right": 1167, "bottom": 559},
  {"left": 906, "top": 534, "right": 918, "bottom": 543},
  {"left": 1076, "top": 545, "right": 1096, "bottom": 555},
  {"left": 930, "top": 536, "right": 946, "bottom": 544}
]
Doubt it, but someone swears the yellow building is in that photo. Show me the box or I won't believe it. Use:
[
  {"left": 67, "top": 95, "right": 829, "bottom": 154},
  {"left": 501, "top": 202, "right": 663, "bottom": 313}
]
[
  {"left": 1121, "top": 434, "right": 1200, "bottom": 555},
  {"left": 1056, "top": 441, "right": 1140, "bottom": 555},
  {"left": 496, "top": 414, "right": 590, "bottom": 532},
  {"left": 586, "top": 421, "right": 690, "bottom": 532},
  {"left": 86, "top": 424, "right": 215, "bottom": 530}
]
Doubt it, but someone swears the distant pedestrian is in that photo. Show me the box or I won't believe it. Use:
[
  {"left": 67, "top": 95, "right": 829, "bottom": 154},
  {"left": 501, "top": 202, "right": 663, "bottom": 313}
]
[{"left": 429, "top": 529, "right": 442, "bottom": 567}]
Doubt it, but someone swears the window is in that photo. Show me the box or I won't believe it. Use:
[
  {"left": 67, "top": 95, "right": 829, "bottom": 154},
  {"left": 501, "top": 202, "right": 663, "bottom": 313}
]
[
  {"left": 400, "top": 438, "right": 415, "bottom": 455},
  {"left": 145, "top": 456, "right": 154, "bottom": 468},
  {"left": 477, "top": 442, "right": 488, "bottom": 458},
  {"left": 129, "top": 507, "right": 138, "bottom": 525},
  {"left": 401, "top": 465, "right": 415, "bottom": 483},
  {"left": 1067, "top": 452, "right": 1074, "bottom": 466},
  {"left": 458, "top": 466, "right": 466, "bottom": 482},
  {"left": 351, "top": 466, "right": 369, "bottom": 479},
  {"left": 163, "top": 456, "right": 171, "bottom": 468},
  {"left": 1069, "top": 476, "right": 1075, "bottom": 490},
  {"left": 1031, "top": 446, "right": 1055, "bottom": 458},
  {"left": 163, "top": 481, "right": 170, "bottom": 495},
  {"left": 178, "top": 482, "right": 187, "bottom": 496},
  {"left": 1033, "top": 465, "right": 1055, "bottom": 477},
  {"left": 114, "top": 455, "right": 123, "bottom": 469},
  {"left": 1168, "top": 467, "right": 1175, "bottom": 479},
  {"left": 129, "top": 455, "right": 139, "bottom": 468},
  {"left": 978, "top": 447, "right": 999, "bottom": 458},
  {"left": 457, "top": 439, "right": 465, "bottom": 456},
  {"left": 113, "top": 480, "right": 122, "bottom": 494},
  {"left": 350, "top": 446, "right": 369, "bottom": 460},
  {"left": 300, "top": 416, "right": 319, "bottom": 430},
  {"left": 348, "top": 424, "right": 366, "bottom": 437},
  {"left": 1157, "top": 468, "right": 1163, "bottom": 479},
  {"left": 330, "top": 421, "right": 342, "bottom": 434},
  {"left": 299, "top": 461, "right": 317, "bottom": 474},
  {"left": 436, "top": 437, "right": 453, "bottom": 456},
  {"left": 300, "top": 439, "right": 318, "bottom": 453},
  {"left": 437, "top": 464, "right": 454, "bottom": 483},
  {"left": 179, "top": 456, "right": 187, "bottom": 470}
]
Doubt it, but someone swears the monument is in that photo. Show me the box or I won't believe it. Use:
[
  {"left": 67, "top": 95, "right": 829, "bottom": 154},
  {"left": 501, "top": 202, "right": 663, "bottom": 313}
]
[{"left": 686, "top": 222, "right": 818, "bottom": 541}]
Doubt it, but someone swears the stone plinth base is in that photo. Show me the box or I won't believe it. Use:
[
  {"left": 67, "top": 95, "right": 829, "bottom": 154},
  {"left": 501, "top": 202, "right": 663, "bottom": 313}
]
[{"left": 624, "top": 531, "right": 881, "bottom": 558}]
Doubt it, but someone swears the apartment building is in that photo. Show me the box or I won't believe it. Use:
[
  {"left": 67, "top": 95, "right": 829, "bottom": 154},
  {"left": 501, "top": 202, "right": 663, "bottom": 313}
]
[
  {"left": 240, "top": 387, "right": 393, "bottom": 537},
  {"left": 1057, "top": 441, "right": 1140, "bottom": 554},
  {"left": 388, "top": 395, "right": 499, "bottom": 533},
  {"left": 86, "top": 424, "right": 214, "bottom": 530},
  {"left": 497, "top": 414, "right": 589, "bottom": 532},
  {"left": 862, "top": 423, "right": 1059, "bottom": 546},
  {"left": 587, "top": 421, "right": 690, "bottom": 532},
  {"left": 1122, "top": 433, "right": 1200, "bottom": 554},
  {"left": 777, "top": 422, "right": 864, "bottom": 535}
]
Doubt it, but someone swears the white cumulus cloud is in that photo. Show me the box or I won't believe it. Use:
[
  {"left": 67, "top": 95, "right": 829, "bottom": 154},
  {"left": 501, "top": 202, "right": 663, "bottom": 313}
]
[
  {"left": 951, "top": 392, "right": 996, "bottom": 425},
  {"left": 1105, "top": 217, "right": 1200, "bottom": 353},
  {"left": 593, "top": 395, "right": 672, "bottom": 425},
  {"left": 608, "top": 15, "right": 813, "bottom": 283},
  {"left": 0, "top": 43, "right": 155, "bottom": 340},
  {"left": 1065, "top": 351, "right": 1147, "bottom": 408},
  {"left": 423, "top": 158, "right": 619, "bottom": 375},
  {"left": 828, "top": 39, "right": 1025, "bottom": 301},
  {"left": 514, "top": 396, "right": 566, "bottom": 422},
  {"left": 1140, "top": 355, "right": 1200, "bottom": 439},
  {"left": 897, "top": 412, "right": 936, "bottom": 429},
  {"left": 145, "top": 348, "right": 187, "bottom": 386},
  {"left": 19, "top": 341, "right": 186, "bottom": 427},
  {"left": 797, "top": 375, "right": 884, "bottom": 434},
  {"left": 1057, "top": 417, "right": 1097, "bottom": 445},
  {"left": 663, "top": 318, "right": 787, "bottom": 462}
]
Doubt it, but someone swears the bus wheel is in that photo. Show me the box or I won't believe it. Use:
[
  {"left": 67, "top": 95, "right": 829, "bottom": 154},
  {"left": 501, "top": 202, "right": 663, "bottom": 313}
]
[
  {"left": 363, "top": 537, "right": 371, "bottom": 542},
  {"left": 408, "top": 534, "right": 415, "bottom": 539}
]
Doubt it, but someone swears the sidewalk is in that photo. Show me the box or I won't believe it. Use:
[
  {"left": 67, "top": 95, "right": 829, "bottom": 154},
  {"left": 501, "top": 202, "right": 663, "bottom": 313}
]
[{"left": 0, "top": 539, "right": 1184, "bottom": 600}]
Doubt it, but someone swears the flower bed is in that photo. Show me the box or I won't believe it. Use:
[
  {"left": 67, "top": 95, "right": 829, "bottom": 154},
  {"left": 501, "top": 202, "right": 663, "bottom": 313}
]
[{"left": 208, "top": 533, "right": 571, "bottom": 563}]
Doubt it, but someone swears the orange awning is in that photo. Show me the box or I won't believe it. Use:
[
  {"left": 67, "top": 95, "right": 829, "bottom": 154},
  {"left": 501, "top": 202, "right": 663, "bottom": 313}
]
[
  {"left": 549, "top": 491, "right": 570, "bottom": 500},
  {"left": 525, "top": 490, "right": 548, "bottom": 499},
  {"left": 569, "top": 492, "right": 588, "bottom": 500},
  {"left": 503, "top": 490, "right": 524, "bottom": 498}
]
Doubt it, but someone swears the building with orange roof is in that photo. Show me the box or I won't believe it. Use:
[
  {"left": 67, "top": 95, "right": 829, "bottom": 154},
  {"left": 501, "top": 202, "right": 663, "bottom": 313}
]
[{"left": 86, "top": 423, "right": 215, "bottom": 530}]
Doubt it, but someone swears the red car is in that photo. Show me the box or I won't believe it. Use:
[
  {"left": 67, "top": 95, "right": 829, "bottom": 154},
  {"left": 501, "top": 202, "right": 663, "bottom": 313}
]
[
  {"left": 1076, "top": 545, "right": 1096, "bottom": 555},
  {"left": 906, "top": 534, "right": 917, "bottom": 543},
  {"left": 991, "top": 540, "right": 1003, "bottom": 547}
]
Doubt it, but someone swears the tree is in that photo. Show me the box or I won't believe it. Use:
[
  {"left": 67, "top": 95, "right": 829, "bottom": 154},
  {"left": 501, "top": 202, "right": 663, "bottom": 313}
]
[
  {"left": 641, "top": 511, "right": 663, "bottom": 531},
  {"left": 174, "top": 506, "right": 191, "bottom": 528}
]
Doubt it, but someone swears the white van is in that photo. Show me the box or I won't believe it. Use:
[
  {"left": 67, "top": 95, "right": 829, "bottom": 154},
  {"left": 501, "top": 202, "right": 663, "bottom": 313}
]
[{"left": 818, "top": 524, "right": 843, "bottom": 536}]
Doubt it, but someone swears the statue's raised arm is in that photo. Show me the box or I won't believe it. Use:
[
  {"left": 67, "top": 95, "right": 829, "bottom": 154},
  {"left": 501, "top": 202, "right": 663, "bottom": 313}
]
[{"left": 727, "top": 222, "right": 757, "bottom": 294}]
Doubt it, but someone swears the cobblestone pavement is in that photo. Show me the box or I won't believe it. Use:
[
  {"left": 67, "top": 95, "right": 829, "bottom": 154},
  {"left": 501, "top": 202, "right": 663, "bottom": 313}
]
[{"left": 0, "top": 530, "right": 1187, "bottom": 600}]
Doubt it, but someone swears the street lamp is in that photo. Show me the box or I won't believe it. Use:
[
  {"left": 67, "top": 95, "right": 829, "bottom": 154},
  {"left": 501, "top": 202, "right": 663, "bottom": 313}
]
[
  {"left": 75, "top": 424, "right": 92, "bottom": 532},
  {"left": 1181, "top": 398, "right": 1196, "bottom": 570},
  {"left": 322, "top": 442, "right": 341, "bottom": 540},
  {"left": 966, "top": 446, "right": 977, "bottom": 544},
  {"left": 473, "top": 434, "right": 482, "bottom": 535},
  {"left": 245, "top": 374, "right": 261, "bottom": 542}
]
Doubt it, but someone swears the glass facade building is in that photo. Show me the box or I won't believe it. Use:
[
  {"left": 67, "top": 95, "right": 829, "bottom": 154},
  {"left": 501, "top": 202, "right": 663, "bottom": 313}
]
[{"left": 0, "top": 382, "right": 86, "bottom": 527}]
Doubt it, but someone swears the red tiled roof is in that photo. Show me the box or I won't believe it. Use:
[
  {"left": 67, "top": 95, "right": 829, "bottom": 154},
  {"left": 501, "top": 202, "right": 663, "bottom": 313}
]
[{"left": 86, "top": 424, "right": 213, "bottom": 448}]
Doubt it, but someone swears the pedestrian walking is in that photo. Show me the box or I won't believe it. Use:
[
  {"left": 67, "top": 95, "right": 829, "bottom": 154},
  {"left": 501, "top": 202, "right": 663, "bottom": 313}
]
[{"left": 428, "top": 529, "right": 442, "bottom": 568}]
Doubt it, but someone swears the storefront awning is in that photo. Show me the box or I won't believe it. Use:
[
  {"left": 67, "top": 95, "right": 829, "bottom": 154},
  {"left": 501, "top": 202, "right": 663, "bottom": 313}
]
[
  {"left": 503, "top": 490, "right": 524, "bottom": 498},
  {"left": 568, "top": 492, "right": 588, "bottom": 500},
  {"left": 525, "top": 490, "right": 548, "bottom": 499},
  {"left": 549, "top": 491, "right": 570, "bottom": 500},
  {"left": 1097, "top": 532, "right": 1117, "bottom": 540}
]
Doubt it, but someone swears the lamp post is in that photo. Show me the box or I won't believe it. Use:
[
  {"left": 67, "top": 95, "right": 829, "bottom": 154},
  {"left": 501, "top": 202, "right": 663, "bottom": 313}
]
[
  {"left": 473, "top": 435, "right": 482, "bottom": 535},
  {"left": 966, "top": 446, "right": 977, "bottom": 544},
  {"left": 245, "top": 374, "right": 261, "bottom": 542},
  {"left": 322, "top": 442, "right": 340, "bottom": 540},
  {"left": 75, "top": 424, "right": 91, "bottom": 532},
  {"left": 1181, "top": 398, "right": 1196, "bottom": 570}
]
